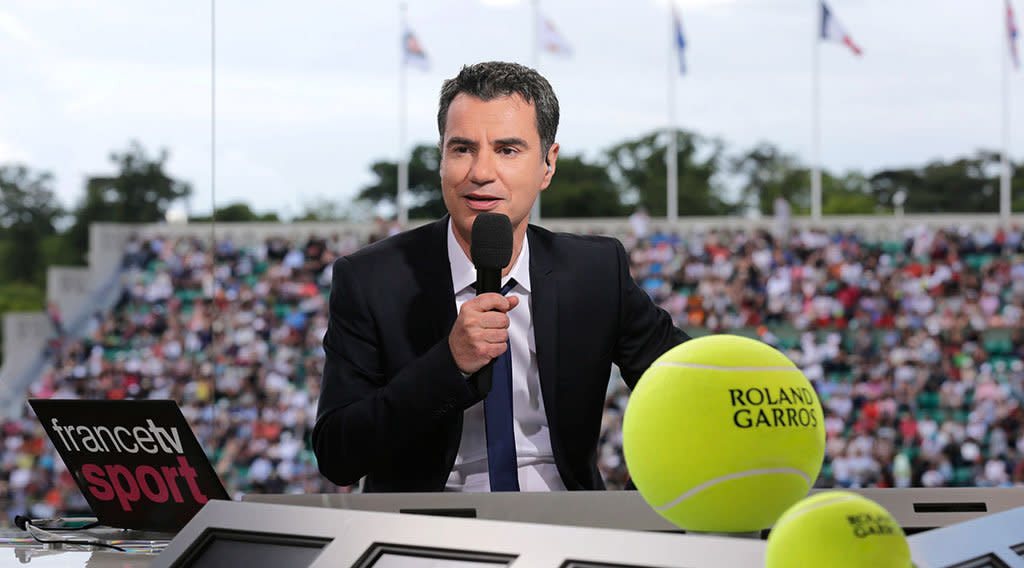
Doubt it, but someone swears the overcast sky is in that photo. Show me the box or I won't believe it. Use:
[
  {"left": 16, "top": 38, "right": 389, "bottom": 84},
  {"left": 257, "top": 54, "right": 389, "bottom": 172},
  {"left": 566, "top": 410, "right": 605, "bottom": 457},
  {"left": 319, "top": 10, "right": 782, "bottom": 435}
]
[{"left": 0, "top": 0, "right": 1020, "bottom": 218}]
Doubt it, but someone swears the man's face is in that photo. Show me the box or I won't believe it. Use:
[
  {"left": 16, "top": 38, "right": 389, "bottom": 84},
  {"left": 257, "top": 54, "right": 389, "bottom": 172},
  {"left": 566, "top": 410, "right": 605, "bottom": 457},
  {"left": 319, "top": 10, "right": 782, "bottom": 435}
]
[{"left": 439, "top": 93, "right": 558, "bottom": 247}]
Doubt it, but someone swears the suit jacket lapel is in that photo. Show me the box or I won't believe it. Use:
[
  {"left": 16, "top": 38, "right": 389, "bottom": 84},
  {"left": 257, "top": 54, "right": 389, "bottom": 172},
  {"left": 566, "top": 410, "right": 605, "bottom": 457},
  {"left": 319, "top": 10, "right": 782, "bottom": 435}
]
[
  {"left": 423, "top": 217, "right": 457, "bottom": 340},
  {"left": 528, "top": 226, "right": 560, "bottom": 437},
  {"left": 419, "top": 217, "right": 461, "bottom": 487}
]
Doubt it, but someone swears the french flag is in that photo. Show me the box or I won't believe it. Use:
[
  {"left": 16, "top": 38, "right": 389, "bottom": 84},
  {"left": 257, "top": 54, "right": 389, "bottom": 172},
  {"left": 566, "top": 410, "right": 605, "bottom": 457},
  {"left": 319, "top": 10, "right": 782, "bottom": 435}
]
[
  {"left": 820, "top": 1, "right": 862, "bottom": 56},
  {"left": 403, "top": 28, "right": 429, "bottom": 71},
  {"left": 538, "top": 12, "right": 573, "bottom": 57}
]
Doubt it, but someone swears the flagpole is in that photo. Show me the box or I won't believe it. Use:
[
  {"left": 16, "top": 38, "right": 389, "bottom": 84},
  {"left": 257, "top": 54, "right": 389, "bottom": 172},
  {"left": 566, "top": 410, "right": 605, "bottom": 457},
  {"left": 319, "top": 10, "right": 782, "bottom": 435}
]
[
  {"left": 811, "top": 0, "right": 822, "bottom": 223},
  {"left": 1001, "top": 4, "right": 1012, "bottom": 222},
  {"left": 398, "top": 3, "right": 409, "bottom": 226},
  {"left": 530, "top": 0, "right": 542, "bottom": 224},
  {"left": 666, "top": 4, "right": 678, "bottom": 223}
]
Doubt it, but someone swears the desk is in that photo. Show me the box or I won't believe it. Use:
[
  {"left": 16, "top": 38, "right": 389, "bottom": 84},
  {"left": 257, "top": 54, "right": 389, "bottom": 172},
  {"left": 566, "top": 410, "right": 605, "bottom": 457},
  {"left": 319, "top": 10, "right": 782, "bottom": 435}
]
[
  {"left": 0, "top": 528, "right": 166, "bottom": 567},
  {"left": 244, "top": 487, "right": 1024, "bottom": 532}
]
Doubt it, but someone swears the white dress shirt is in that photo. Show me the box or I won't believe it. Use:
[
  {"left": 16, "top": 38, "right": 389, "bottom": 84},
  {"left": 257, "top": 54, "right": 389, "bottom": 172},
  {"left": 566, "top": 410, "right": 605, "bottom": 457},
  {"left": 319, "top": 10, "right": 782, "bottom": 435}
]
[{"left": 444, "top": 219, "right": 566, "bottom": 492}]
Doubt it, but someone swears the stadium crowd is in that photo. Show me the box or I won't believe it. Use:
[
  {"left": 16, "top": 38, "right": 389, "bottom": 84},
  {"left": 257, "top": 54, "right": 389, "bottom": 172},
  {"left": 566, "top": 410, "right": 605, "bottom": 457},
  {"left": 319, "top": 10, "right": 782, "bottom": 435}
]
[
  {"left": 2, "top": 220, "right": 1023, "bottom": 521},
  {"left": 602, "top": 224, "right": 1024, "bottom": 489}
]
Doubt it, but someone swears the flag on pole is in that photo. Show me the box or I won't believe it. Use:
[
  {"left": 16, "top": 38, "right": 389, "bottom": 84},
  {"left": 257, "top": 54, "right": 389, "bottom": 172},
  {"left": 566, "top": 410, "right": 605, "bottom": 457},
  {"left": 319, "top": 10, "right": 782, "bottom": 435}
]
[
  {"left": 1009, "top": 0, "right": 1021, "bottom": 69},
  {"left": 538, "top": 11, "right": 572, "bottom": 56},
  {"left": 403, "top": 27, "right": 429, "bottom": 71},
  {"left": 820, "top": 1, "right": 862, "bottom": 56},
  {"left": 672, "top": 3, "right": 686, "bottom": 74}
]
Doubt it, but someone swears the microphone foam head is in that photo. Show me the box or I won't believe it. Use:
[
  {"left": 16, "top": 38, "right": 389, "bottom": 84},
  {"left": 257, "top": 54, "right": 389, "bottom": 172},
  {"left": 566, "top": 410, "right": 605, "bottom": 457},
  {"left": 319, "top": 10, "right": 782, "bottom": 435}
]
[{"left": 470, "top": 213, "right": 513, "bottom": 270}]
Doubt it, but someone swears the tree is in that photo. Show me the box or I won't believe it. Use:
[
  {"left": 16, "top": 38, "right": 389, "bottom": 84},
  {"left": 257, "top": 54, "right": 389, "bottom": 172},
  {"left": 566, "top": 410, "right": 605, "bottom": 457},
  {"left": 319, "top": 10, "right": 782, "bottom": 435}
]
[
  {"left": 65, "top": 141, "right": 192, "bottom": 263},
  {"left": 358, "top": 144, "right": 631, "bottom": 219},
  {"left": 868, "top": 167, "right": 919, "bottom": 212},
  {"left": 293, "top": 197, "right": 351, "bottom": 222},
  {"left": 357, "top": 144, "right": 445, "bottom": 219},
  {"left": 822, "top": 171, "right": 879, "bottom": 215},
  {"left": 916, "top": 153, "right": 999, "bottom": 213},
  {"left": 605, "top": 130, "right": 734, "bottom": 217},
  {"left": 731, "top": 143, "right": 810, "bottom": 216},
  {"left": 0, "top": 165, "right": 64, "bottom": 284},
  {"left": 870, "top": 151, "right": 1009, "bottom": 214},
  {"left": 1011, "top": 162, "right": 1024, "bottom": 212},
  {"left": 189, "top": 202, "right": 280, "bottom": 222},
  {"left": 541, "top": 154, "right": 626, "bottom": 217}
]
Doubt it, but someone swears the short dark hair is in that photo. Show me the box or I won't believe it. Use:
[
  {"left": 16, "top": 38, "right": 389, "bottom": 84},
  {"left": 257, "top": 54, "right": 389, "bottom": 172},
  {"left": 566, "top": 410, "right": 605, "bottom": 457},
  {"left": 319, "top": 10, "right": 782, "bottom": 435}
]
[{"left": 437, "top": 61, "right": 560, "bottom": 160}]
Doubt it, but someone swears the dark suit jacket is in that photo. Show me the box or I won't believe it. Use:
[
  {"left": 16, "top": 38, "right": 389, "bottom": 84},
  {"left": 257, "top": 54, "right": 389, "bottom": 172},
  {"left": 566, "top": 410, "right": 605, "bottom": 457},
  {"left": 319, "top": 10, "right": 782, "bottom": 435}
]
[{"left": 313, "top": 217, "right": 688, "bottom": 491}]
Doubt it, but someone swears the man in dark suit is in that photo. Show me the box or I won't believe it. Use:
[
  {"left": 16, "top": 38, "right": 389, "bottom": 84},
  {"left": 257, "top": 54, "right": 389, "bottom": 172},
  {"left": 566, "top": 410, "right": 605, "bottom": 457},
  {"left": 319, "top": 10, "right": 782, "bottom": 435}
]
[{"left": 314, "top": 61, "right": 688, "bottom": 492}]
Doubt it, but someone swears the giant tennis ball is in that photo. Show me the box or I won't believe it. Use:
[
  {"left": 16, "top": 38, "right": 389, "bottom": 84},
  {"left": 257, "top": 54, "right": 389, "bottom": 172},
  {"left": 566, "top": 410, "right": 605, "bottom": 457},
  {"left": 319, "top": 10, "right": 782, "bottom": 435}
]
[
  {"left": 623, "top": 334, "right": 825, "bottom": 532},
  {"left": 765, "top": 491, "right": 912, "bottom": 567}
]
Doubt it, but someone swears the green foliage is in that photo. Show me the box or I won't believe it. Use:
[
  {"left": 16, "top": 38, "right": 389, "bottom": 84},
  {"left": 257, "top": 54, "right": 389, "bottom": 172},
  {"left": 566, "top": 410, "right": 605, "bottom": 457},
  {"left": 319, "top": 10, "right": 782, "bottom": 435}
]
[
  {"left": 40, "top": 234, "right": 80, "bottom": 269},
  {"left": 541, "top": 154, "right": 627, "bottom": 217},
  {"left": 822, "top": 189, "right": 879, "bottom": 215},
  {"left": 358, "top": 145, "right": 632, "bottom": 219},
  {"left": 731, "top": 142, "right": 810, "bottom": 215},
  {"left": 190, "top": 202, "right": 280, "bottom": 223},
  {"left": 65, "top": 141, "right": 192, "bottom": 263},
  {"left": 870, "top": 151, "right": 1016, "bottom": 214},
  {"left": 0, "top": 165, "right": 65, "bottom": 285},
  {"left": 822, "top": 171, "right": 881, "bottom": 215},
  {"left": 350, "top": 136, "right": 1022, "bottom": 219},
  {"left": 293, "top": 198, "right": 351, "bottom": 222},
  {"left": 357, "top": 144, "right": 445, "bottom": 219},
  {"left": 605, "top": 130, "right": 735, "bottom": 216},
  {"left": 0, "top": 282, "right": 45, "bottom": 313}
]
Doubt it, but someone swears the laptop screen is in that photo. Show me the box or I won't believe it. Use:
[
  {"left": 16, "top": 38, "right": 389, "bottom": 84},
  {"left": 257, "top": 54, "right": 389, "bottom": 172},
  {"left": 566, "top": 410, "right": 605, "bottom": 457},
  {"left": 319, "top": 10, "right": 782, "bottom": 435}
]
[{"left": 29, "top": 399, "right": 230, "bottom": 531}]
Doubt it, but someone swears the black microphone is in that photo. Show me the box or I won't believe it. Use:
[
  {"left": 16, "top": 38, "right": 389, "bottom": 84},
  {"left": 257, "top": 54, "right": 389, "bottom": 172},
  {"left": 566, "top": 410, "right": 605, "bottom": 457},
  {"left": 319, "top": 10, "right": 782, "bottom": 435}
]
[{"left": 469, "top": 213, "right": 513, "bottom": 396}]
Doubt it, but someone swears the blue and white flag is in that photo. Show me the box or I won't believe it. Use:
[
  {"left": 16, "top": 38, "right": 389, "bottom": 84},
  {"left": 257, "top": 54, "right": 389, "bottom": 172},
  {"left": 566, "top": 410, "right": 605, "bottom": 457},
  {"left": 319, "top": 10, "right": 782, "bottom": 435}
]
[{"left": 672, "top": 4, "right": 686, "bottom": 74}]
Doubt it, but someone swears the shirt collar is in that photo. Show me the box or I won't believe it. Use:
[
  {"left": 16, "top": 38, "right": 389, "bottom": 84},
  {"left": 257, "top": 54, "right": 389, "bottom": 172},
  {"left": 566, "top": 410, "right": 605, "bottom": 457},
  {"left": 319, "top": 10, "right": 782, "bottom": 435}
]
[{"left": 447, "top": 218, "right": 531, "bottom": 294}]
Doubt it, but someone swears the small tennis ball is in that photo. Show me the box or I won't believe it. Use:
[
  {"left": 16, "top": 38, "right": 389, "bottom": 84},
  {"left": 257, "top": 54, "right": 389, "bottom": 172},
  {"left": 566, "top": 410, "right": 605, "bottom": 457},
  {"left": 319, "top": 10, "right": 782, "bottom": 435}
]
[
  {"left": 765, "top": 491, "right": 912, "bottom": 568},
  {"left": 623, "top": 334, "right": 825, "bottom": 532}
]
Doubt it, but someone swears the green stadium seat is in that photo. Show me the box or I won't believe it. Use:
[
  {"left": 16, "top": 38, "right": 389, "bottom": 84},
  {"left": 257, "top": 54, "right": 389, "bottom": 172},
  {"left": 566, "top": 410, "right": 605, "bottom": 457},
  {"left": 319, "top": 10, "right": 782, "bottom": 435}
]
[
  {"left": 881, "top": 241, "right": 903, "bottom": 254},
  {"left": 916, "top": 391, "right": 940, "bottom": 410},
  {"left": 953, "top": 467, "right": 973, "bottom": 486}
]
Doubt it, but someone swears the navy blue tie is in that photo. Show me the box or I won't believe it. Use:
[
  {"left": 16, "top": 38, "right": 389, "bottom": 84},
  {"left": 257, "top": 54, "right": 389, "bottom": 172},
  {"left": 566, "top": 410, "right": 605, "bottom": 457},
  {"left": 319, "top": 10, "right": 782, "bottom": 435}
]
[{"left": 484, "top": 279, "right": 520, "bottom": 491}]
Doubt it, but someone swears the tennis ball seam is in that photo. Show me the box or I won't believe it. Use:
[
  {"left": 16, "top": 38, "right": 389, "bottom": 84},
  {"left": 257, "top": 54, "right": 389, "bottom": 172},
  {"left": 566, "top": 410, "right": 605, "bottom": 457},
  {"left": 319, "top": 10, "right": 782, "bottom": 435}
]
[
  {"left": 650, "top": 362, "right": 800, "bottom": 372},
  {"left": 655, "top": 467, "right": 812, "bottom": 511},
  {"left": 774, "top": 494, "right": 859, "bottom": 524}
]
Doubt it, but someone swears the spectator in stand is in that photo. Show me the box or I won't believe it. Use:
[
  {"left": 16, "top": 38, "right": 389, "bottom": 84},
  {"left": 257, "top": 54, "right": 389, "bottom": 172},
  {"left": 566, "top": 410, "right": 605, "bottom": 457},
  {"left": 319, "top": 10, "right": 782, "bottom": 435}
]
[{"left": 3, "top": 221, "right": 1023, "bottom": 521}]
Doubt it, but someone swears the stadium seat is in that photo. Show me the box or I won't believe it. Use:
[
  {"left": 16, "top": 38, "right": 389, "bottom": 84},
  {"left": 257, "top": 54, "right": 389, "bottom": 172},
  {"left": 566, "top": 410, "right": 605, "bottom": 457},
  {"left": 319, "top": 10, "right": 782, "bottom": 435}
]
[{"left": 953, "top": 467, "right": 973, "bottom": 486}]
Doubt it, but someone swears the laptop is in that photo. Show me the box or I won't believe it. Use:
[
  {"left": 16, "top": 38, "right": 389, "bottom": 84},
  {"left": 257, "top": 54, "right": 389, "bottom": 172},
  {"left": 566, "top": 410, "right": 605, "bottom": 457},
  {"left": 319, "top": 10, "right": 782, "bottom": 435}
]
[{"left": 29, "top": 399, "right": 230, "bottom": 532}]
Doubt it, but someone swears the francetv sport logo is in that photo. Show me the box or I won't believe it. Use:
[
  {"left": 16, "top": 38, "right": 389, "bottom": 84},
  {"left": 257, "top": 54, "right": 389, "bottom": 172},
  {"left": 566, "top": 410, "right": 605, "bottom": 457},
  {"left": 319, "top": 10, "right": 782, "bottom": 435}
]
[
  {"left": 30, "top": 399, "right": 228, "bottom": 531},
  {"left": 49, "top": 418, "right": 207, "bottom": 512}
]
